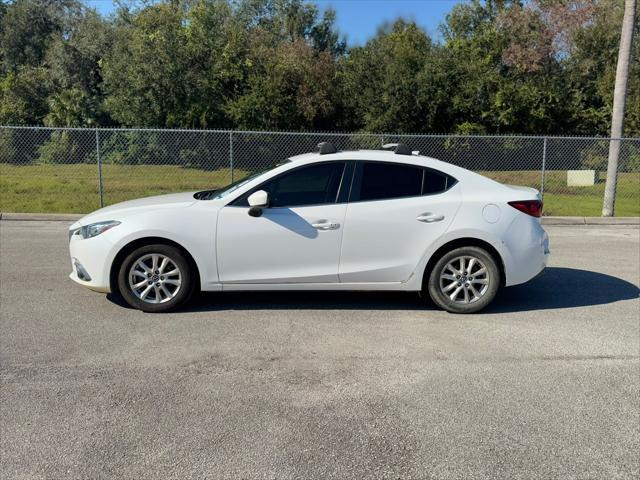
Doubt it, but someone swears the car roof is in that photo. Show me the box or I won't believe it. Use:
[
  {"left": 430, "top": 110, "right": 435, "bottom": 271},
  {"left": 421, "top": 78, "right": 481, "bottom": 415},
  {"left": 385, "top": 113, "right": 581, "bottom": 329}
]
[
  {"left": 289, "top": 149, "right": 430, "bottom": 162},
  {"left": 288, "top": 149, "right": 456, "bottom": 170}
]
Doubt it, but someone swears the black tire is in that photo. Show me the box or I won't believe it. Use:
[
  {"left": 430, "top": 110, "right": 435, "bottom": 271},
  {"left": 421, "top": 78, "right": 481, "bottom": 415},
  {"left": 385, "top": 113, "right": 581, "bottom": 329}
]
[
  {"left": 426, "top": 246, "right": 501, "bottom": 314},
  {"left": 117, "top": 244, "right": 195, "bottom": 313}
]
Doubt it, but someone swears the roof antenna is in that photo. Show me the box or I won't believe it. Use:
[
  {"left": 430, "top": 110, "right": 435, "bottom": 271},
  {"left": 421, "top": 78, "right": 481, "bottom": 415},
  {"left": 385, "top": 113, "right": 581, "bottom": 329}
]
[
  {"left": 317, "top": 142, "right": 337, "bottom": 155},
  {"left": 382, "top": 143, "right": 413, "bottom": 156}
]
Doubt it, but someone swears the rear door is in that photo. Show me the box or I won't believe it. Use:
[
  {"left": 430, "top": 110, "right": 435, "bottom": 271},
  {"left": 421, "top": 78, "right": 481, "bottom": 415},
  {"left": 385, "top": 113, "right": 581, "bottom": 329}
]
[
  {"left": 338, "top": 161, "right": 461, "bottom": 283},
  {"left": 217, "top": 161, "right": 351, "bottom": 284}
]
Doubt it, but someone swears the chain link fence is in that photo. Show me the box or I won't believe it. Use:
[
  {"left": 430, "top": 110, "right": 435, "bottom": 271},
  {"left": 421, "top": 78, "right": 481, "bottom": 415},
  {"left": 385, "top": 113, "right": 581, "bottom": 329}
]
[{"left": 1, "top": 126, "right": 638, "bottom": 216}]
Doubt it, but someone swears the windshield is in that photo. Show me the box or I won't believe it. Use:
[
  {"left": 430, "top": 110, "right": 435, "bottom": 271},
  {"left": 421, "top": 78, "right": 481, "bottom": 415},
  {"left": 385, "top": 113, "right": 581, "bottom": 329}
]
[{"left": 210, "top": 161, "right": 289, "bottom": 200}]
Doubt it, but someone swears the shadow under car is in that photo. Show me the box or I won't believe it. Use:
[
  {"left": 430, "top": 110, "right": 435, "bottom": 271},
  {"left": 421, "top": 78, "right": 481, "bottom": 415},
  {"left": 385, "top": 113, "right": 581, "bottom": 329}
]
[{"left": 107, "top": 267, "right": 639, "bottom": 314}]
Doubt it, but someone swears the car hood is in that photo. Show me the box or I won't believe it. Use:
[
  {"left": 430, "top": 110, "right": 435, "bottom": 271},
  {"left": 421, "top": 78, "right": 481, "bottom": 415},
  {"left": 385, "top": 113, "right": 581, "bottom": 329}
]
[{"left": 76, "top": 191, "right": 198, "bottom": 226}]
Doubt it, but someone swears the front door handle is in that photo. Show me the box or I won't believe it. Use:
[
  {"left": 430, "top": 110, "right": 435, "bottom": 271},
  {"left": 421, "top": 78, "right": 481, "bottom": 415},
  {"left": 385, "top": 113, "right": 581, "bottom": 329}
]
[
  {"left": 311, "top": 220, "right": 340, "bottom": 230},
  {"left": 416, "top": 213, "right": 445, "bottom": 223}
]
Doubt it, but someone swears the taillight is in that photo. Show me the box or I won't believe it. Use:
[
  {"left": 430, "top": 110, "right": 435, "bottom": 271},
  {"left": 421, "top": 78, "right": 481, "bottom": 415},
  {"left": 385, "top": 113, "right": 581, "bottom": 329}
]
[{"left": 508, "top": 200, "right": 543, "bottom": 217}]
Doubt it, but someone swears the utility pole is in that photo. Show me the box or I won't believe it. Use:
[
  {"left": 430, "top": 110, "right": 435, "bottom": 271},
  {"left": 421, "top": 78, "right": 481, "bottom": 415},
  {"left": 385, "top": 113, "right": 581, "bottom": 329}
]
[{"left": 602, "top": 0, "right": 637, "bottom": 217}]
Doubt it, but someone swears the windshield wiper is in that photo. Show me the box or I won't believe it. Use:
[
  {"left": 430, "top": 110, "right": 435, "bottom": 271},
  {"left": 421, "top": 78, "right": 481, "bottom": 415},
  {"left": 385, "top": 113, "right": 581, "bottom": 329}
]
[{"left": 193, "top": 189, "right": 219, "bottom": 200}]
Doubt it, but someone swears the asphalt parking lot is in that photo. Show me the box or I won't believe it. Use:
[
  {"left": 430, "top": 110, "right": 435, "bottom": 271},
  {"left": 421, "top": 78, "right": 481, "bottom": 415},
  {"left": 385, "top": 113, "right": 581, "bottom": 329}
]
[{"left": 1, "top": 220, "right": 638, "bottom": 480}]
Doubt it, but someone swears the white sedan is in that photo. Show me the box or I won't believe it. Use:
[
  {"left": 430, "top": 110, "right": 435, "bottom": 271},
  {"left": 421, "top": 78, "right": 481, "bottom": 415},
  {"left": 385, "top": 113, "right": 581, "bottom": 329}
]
[{"left": 69, "top": 143, "right": 549, "bottom": 314}]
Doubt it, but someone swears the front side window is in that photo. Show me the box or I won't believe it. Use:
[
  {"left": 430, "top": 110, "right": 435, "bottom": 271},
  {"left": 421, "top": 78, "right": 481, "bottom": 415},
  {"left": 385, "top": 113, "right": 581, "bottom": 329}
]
[
  {"left": 212, "top": 162, "right": 288, "bottom": 200},
  {"left": 237, "top": 162, "right": 346, "bottom": 207}
]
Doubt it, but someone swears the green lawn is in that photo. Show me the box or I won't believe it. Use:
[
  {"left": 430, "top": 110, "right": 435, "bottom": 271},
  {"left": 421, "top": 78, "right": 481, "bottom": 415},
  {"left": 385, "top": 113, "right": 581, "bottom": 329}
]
[
  {"left": 0, "top": 164, "right": 246, "bottom": 213},
  {"left": 482, "top": 170, "right": 640, "bottom": 217},
  {"left": 1, "top": 163, "right": 638, "bottom": 216}
]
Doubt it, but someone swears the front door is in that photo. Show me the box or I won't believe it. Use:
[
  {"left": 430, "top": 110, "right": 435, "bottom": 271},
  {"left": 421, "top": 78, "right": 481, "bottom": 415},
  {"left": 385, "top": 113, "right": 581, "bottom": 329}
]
[{"left": 217, "top": 162, "right": 348, "bottom": 284}]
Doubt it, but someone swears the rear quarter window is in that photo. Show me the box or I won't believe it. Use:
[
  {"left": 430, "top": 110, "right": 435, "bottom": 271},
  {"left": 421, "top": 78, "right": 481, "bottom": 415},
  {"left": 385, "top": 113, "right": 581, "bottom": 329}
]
[{"left": 423, "top": 169, "right": 456, "bottom": 195}]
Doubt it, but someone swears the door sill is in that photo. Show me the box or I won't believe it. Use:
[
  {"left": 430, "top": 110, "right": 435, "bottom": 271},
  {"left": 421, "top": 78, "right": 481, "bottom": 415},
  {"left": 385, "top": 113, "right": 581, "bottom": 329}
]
[{"left": 219, "top": 282, "right": 410, "bottom": 292}]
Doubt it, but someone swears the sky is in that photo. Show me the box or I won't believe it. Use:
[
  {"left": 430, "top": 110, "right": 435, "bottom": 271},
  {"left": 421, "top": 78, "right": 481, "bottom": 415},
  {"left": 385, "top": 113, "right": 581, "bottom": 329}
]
[
  {"left": 84, "top": 0, "right": 461, "bottom": 44},
  {"left": 314, "top": 0, "right": 459, "bottom": 44}
]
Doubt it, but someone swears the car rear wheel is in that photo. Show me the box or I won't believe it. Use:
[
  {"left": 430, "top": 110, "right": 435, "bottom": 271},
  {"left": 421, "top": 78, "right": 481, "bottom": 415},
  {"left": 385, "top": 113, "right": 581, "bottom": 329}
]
[
  {"left": 426, "top": 246, "right": 500, "bottom": 314},
  {"left": 117, "top": 244, "right": 195, "bottom": 313}
]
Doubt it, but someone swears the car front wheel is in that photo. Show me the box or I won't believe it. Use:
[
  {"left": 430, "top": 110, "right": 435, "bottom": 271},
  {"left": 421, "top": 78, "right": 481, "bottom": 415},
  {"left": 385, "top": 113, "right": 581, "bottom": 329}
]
[
  {"left": 117, "top": 244, "right": 195, "bottom": 313},
  {"left": 426, "top": 246, "right": 501, "bottom": 314}
]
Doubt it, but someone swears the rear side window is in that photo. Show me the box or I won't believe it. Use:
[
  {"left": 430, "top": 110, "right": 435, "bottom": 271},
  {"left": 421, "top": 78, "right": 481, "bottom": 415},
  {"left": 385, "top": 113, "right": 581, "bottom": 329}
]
[
  {"left": 359, "top": 162, "right": 423, "bottom": 201},
  {"left": 351, "top": 161, "right": 456, "bottom": 202}
]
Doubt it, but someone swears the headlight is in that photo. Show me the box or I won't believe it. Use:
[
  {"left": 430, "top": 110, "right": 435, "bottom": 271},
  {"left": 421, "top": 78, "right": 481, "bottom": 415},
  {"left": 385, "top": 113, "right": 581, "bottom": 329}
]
[
  {"left": 69, "top": 227, "right": 80, "bottom": 242},
  {"left": 80, "top": 221, "right": 121, "bottom": 239}
]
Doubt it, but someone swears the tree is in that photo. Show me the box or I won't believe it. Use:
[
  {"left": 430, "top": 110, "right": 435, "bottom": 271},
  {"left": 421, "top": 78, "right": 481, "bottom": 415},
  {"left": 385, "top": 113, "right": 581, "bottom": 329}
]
[
  {"left": 101, "top": 1, "right": 193, "bottom": 127},
  {"left": 247, "top": 0, "right": 345, "bottom": 54},
  {"left": 0, "top": 0, "right": 82, "bottom": 72},
  {"left": 227, "top": 39, "right": 338, "bottom": 129},
  {"left": 309, "top": 7, "right": 346, "bottom": 56},
  {"left": 0, "top": 0, "right": 636, "bottom": 137},
  {"left": 440, "top": 0, "right": 574, "bottom": 134},
  {"left": 181, "top": 0, "right": 252, "bottom": 128},
  {"left": 566, "top": 0, "right": 640, "bottom": 135},
  {"left": 45, "top": 7, "right": 113, "bottom": 94},
  {"left": 0, "top": 0, "right": 111, "bottom": 125},
  {"left": 341, "top": 20, "right": 436, "bottom": 133},
  {"left": 603, "top": 0, "right": 637, "bottom": 217},
  {"left": 0, "top": 67, "right": 52, "bottom": 124},
  {"left": 44, "top": 87, "right": 99, "bottom": 127},
  {"left": 101, "top": 0, "right": 344, "bottom": 129}
]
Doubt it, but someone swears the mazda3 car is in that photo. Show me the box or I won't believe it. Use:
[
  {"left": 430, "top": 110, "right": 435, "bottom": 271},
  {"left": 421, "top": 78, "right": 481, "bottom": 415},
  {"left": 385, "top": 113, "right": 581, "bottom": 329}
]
[{"left": 68, "top": 143, "right": 549, "bottom": 313}]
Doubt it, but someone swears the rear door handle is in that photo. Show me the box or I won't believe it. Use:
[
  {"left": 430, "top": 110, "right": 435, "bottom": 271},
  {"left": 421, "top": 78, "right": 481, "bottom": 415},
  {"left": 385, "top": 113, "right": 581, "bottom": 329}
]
[
  {"left": 416, "top": 213, "right": 445, "bottom": 223},
  {"left": 311, "top": 220, "right": 340, "bottom": 230}
]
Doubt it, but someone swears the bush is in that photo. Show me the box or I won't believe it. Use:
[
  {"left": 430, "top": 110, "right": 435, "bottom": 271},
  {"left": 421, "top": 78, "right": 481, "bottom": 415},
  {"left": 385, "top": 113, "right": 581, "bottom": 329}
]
[
  {"left": 580, "top": 141, "right": 608, "bottom": 171},
  {"left": 620, "top": 142, "right": 640, "bottom": 172},
  {"left": 99, "top": 131, "right": 170, "bottom": 165},
  {"left": 581, "top": 140, "right": 640, "bottom": 172},
  {"left": 37, "top": 131, "right": 91, "bottom": 164},
  {"left": 0, "top": 129, "right": 17, "bottom": 163}
]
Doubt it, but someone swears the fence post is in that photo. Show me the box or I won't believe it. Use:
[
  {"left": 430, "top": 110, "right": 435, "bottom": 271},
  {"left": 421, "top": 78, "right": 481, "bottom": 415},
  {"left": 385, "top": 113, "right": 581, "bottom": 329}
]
[
  {"left": 540, "top": 136, "right": 547, "bottom": 199},
  {"left": 95, "top": 128, "right": 104, "bottom": 208},
  {"left": 229, "top": 131, "right": 234, "bottom": 183}
]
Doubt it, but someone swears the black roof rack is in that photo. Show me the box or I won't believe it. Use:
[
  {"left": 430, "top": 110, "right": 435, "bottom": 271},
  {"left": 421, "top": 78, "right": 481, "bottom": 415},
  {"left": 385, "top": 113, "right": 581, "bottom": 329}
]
[
  {"left": 382, "top": 143, "right": 413, "bottom": 156},
  {"left": 317, "top": 142, "right": 337, "bottom": 155}
]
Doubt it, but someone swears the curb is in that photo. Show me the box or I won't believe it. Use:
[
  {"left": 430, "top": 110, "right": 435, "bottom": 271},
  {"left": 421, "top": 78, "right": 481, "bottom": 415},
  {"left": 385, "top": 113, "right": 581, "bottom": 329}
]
[
  {"left": 541, "top": 216, "right": 586, "bottom": 225},
  {"left": 0, "top": 212, "right": 84, "bottom": 222},
  {"left": 582, "top": 217, "right": 640, "bottom": 225},
  {"left": 1, "top": 212, "right": 638, "bottom": 226},
  {"left": 541, "top": 216, "right": 640, "bottom": 225}
]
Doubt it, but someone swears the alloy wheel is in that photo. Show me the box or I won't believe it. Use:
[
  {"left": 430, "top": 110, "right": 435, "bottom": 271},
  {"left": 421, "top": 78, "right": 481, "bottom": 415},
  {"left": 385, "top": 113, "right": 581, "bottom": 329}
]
[
  {"left": 439, "top": 255, "right": 490, "bottom": 304},
  {"left": 128, "top": 253, "right": 182, "bottom": 304}
]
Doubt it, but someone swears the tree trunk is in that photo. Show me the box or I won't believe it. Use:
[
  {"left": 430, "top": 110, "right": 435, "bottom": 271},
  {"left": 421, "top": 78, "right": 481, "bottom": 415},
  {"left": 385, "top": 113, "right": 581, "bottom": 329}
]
[{"left": 602, "top": 0, "right": 637, "bottom": 217}]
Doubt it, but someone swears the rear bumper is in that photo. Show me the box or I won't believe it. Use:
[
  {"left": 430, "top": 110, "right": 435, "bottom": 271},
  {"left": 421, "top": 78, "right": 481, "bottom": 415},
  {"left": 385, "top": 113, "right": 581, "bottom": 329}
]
[
  {"left": 526, "top": 236, "right": 549, "bottom": 283},
  {"left": 543, "top": 231, "right": 550, "bottom": 264},
  {"left": 502, "top": 217, "right": 549, "bottom": 287}
]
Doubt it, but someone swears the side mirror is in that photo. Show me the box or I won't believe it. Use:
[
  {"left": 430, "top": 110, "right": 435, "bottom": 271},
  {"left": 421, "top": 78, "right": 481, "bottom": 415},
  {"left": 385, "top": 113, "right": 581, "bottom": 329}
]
[{"left": 247, "top": 190, "right": 269, "bottom": 217}]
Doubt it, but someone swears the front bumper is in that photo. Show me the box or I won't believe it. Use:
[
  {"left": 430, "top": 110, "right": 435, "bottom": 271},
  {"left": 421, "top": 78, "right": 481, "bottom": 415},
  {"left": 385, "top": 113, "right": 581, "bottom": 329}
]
[{"left": 68, "top": 229, "right": 114, "bottom": 293}]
